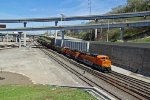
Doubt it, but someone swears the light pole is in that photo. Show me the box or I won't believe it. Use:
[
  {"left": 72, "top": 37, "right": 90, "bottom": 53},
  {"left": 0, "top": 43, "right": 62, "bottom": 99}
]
[
  {"left": 107, "top": 19, "right": 109, "bottom": 42},
  {"left": 60, "top": 14, "right": 65, "bottom": 26}
]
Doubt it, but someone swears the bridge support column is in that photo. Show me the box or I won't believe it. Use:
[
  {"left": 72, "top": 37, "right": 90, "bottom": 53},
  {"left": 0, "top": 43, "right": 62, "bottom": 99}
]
[
  {"left": 24, "top": 33, "right": 26, "bottom": 46},
  {"left": 0, "top": 36, "right": 3, "bottom": 42},
  {"left": 55, "top": 21, "right": 58, "bottom": 45},
  {"left": 95, "top": 28, "right": 98, "bottom": 40},
  {"left": 61, "top": 30, "right": 65, "bottom": 47},
  {"left": 32, "top": 36, "right": 35, "bottom": 41},
  {"left": 120, "top": 27, "right": 124, "bottom": 40},
  {"left": 12, "top": 35, "right": 15, "bottom": 42},
  {"left": 18, "top": 32, "right": 22, "bottom": 48},
  {"left": 24, "top": 22, "right": 27, "bottom": 27},
  {"left": 6, "top": 34, "right": 8, "bottom": 43},
  {"left": 23, "top": 22, "right": 27, "bottom": 47},
  {"left": 1, "top": 36, "right": 3, "bottom": 42},
  {"left": 94, "top": 19, "right": 98, "bottom": 40},
  {"left": 2, "top": 36, "right": 4, "bottom": 42},
  {"left": 15, "top": 35, "right": 18, "bottom": 43}
]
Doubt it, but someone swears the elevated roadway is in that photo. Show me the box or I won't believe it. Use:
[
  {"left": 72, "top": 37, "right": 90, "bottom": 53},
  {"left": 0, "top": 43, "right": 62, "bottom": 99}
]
[
  {"left": 0, "top": 11, "right": 149, "bottom": 23},
  {"left": 0, "top": 20, "right": 149, "bottom": 31},
  {"left": 0, "top": 24, "right": 6, "bottom": 28}
]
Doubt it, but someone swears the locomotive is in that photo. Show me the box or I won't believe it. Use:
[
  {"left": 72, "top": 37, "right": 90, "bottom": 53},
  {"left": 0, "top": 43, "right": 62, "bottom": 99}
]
[{"left": 61, "top": 47, "right": 111, "bottom": 72}]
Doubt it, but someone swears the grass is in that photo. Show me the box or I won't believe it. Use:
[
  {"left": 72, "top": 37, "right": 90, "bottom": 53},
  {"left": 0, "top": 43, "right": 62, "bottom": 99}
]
[
  {"left": 0, "top": 85, "right": 96, "bottom": 100},
  {"left": 128, "top": 36, "right": 150, "bottom": 42}
]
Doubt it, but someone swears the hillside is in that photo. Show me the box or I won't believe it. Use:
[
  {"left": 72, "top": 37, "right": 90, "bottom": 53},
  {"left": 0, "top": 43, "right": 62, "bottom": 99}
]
[{"left": 65, "top": 0, "right": 150, "bottom": 42}]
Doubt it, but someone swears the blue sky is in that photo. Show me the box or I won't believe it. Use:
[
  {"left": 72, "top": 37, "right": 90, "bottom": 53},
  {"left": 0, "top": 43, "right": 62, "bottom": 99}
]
[{"left": 0, "top": 0, "right": 127, "bottom": 33}]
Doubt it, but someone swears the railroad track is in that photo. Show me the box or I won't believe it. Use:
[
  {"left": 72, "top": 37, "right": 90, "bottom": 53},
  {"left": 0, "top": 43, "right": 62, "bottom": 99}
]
[
  {"left": 39, "top": 46, "right": 119, "bottom": 100},
  {"left": 37, "top": 43, "right": 150, "bottom": 100},
  {"left": 110, "top": 71, "right": 150, "bottom": 86},
  {"left": 108, "top": 71, "right": 150, "bottom": 93}
]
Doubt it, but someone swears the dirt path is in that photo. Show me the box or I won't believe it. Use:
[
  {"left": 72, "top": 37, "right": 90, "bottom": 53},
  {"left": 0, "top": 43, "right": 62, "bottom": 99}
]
[{"left": 0, "top": 71, "right": 33, "bottom": 85}]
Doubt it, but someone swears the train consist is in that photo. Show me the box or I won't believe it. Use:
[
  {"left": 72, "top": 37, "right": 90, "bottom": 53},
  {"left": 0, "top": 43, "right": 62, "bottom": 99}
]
[{"left": 38, "top": 37, "right": 112, "bottom": 72}]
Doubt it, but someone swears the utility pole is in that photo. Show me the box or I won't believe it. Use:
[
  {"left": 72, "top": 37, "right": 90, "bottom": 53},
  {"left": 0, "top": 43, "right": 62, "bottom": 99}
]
[
  {"left": 88, "top": 0, "right": 92, "bottom": 41},
  {"left": 107, "top": 19, "right": 109, "bottom": 42},
  {"left": 88, "top": 0, "right": 91, "bottom": 15}
]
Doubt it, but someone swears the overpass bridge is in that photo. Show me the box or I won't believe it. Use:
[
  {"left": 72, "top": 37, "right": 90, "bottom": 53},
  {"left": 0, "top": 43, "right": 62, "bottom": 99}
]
[
  {"left": 0, "top": 20, "right": 149, "bottom": 31},
  {"left": 0, "top": 11, "right": 149, "bottom": 23}
]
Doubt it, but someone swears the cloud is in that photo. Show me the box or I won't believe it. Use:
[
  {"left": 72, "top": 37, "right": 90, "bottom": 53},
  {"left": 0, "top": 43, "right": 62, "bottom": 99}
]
[{"left": 30, "top": 8, "right": 38, "bottom": 12}]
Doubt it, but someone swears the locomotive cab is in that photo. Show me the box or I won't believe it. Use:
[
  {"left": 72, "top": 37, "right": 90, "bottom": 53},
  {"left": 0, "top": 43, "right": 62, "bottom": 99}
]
[{"left": 96, "top": 55, "right": 111, "bottom": 72}]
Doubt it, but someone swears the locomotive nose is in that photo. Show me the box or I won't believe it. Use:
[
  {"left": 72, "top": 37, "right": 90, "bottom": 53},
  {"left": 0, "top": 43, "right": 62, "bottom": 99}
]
[{"left": 102, "top": 60, "right": 111, "bottom": 67}]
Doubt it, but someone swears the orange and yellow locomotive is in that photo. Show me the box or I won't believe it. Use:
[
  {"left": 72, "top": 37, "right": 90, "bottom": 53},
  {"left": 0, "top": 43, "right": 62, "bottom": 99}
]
[{"left": 61, "top": 47, "right": 111, "bottom": 72}]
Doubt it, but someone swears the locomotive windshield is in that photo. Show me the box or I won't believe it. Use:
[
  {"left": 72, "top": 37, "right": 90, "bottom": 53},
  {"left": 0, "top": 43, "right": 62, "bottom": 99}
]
[{"left": 101, "top": 57, "right": 109, "bottom": 60}]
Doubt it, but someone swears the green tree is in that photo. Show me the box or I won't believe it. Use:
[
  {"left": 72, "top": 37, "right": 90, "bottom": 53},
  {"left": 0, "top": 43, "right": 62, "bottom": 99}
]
[{"left": 127, "top": 0, "right": 146, "bottom": 12}]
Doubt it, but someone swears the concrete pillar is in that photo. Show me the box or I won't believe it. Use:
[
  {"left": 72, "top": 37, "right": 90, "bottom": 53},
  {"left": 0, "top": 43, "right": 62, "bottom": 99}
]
[
  {"left": 19, "top": 38, "right": 21, "bottom": 48},
  {"left": 2, "top": 36, "right": 4, "bottom": 42},
  {"left": 95, "top": 28, "right": 98, "bottom": 39},
  {"left": 61, "top": 30, "right": 65, "bottom": 47},
  {"left": 18, "top": 32, "right": 22, "bottom": 48},
  {"left": 33, "top": 36, "right": 35, "bottom": 40},
  {"left": 12, "top": 35, "right": 15, "bottom": 42},
  {"left": 24, "top": 33, "right": 26, "bottom": 46},
  {"left": 0, "top": 36, "right": 1, "bottom": 42},
  {"left": 87, "top": 42, "right": 90, "bottom": 52},
  {"left": 24, "top": 22, "right": 27, "bottom": 27},
  {"left": 6, "top": 34, "right": 8, "bottom": 43},
  {"left": 120, "top": 27, "right": 124, "bottom": 40},
  {"left": 15, "top": 35, "right": 17, "bottom": 43},
  {"left": 23, "top": 22, "right": 27, "bottom": 47},
  {"left": 55, "top": 21, "right": 58, "bottom": 45},
  {"left": 61, "top": 30, "right": 64, "bottom": 40},
  {"left": 55, "top": 21, "right": 58, "bottom": 26},
  {"left": 95, "top": 19, "right": 98, "bottom": 40}
]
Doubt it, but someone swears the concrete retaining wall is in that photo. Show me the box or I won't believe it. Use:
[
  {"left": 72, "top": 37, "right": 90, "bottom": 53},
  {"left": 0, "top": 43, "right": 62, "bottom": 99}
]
[{"left": 89, "top": 42, "right": 150, "bottom": 77}]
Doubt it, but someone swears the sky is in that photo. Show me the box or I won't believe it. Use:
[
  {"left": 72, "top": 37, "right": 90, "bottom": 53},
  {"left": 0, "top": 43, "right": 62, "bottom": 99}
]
[{"left": 0, "top": 0, "right": 127, "bottom": 33}]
